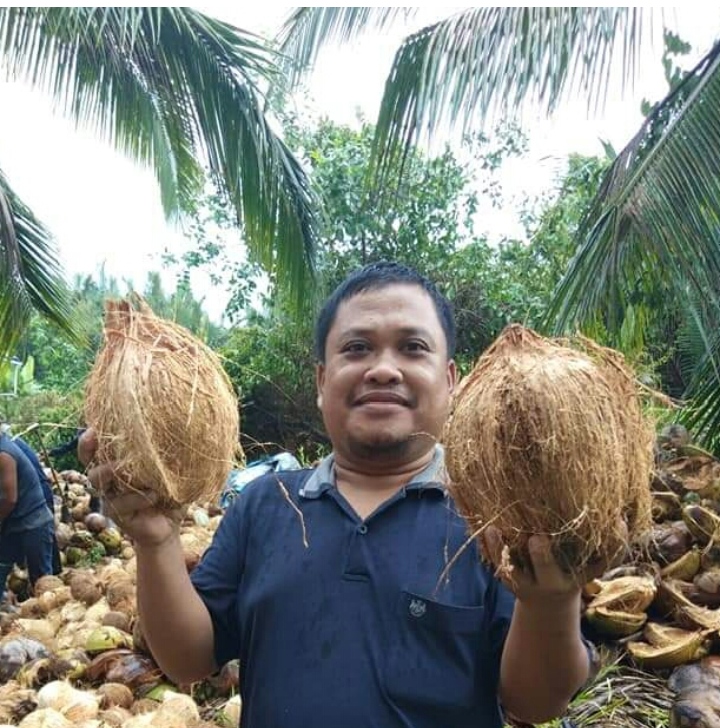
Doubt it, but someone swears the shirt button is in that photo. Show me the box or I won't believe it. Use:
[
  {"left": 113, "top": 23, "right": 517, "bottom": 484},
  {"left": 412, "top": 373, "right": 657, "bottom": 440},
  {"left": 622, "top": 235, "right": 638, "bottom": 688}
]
[{"left": 357, "top": 524, "right": 368, "bottom": 535}]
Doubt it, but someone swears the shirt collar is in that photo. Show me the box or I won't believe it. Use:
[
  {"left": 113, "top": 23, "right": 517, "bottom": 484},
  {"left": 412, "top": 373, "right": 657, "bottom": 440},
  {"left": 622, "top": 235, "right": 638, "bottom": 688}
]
[{"left": 299, "top": 444, "right": 447, "bottom": 499}]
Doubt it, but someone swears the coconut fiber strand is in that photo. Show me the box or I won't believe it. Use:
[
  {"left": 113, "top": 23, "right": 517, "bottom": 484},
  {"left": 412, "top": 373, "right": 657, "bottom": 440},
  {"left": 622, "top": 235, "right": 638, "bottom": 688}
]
[
  {"left": 85, "top": 296, "right": 240, "bottom": 507},
  {"left": 443, "top": 324, "right": 653, "bottom": 575}
]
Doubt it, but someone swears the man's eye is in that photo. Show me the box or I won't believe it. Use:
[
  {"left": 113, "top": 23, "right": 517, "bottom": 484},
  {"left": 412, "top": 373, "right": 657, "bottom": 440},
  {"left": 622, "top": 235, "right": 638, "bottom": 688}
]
[
  {"left": 405, "top": 340, "right": 429, "bottom": 353},
  {"left": 343, "top": 342, "right": 368, "bottom": 354}
]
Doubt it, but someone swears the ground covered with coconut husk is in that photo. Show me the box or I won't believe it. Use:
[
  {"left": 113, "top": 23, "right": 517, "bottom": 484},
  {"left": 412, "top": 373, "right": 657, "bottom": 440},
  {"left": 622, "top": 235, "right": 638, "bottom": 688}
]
[
  {"left": 0, "top": 469, "right": 239, "bottom": 728},
  {"left": 526, "top": 427, "right": 720, "bottom": 728},
  {"left": 3, "top": 431, "right": 720, "bottom": 727}
]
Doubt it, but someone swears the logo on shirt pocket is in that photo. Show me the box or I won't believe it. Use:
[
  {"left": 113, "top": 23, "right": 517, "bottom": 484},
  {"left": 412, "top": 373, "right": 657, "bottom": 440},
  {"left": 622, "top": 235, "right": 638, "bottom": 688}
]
[{"left": 384, "top": 590, "right": 485, "bottom": 711}]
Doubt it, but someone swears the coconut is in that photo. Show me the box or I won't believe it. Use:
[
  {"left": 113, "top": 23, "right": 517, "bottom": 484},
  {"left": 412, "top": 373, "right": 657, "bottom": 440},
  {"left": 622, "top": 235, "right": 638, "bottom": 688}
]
[
  {"left": 98, "top": 707, "right": 133, "bottom": 727},
  {"left": 101, "top": 611, "right": 131, "bottom": 633},
  {"left": 54, "top": 525, "right": 73, "bottom": 551},
  {"left": 33, "top": 577, "right": 65, "bottom": 598},
  {"left": 105, "top": 578, "right": 135, "bottom": 609},
  {"left": 443, "top": 325, "right": 654, "bottom": 575},
  {"left": 84, "top": 296, "right": 240, "bottom": 507},
  {"left": 19, "top": 599, "right": 44, "bottom": 620},
  {"left": 218, "top": 695, "right": 242, "bottom": 727},
  {"left": 69, "top": 575, "right": 102, "bottom": 608},
  {"left": 83, "top": 513, "right": 107, "bottom": 534},
  {"left": 96, "top": 684, "right": 134, "bottom": 710},
  {"left": 18, "top": 708, "right": 72, "bottom": 728}
]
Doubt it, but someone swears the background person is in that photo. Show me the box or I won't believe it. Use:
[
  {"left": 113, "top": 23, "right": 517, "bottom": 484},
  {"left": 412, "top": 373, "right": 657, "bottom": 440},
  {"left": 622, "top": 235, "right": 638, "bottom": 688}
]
[{"left": 0, "top": 429, "right": 56, "bottom": 602}]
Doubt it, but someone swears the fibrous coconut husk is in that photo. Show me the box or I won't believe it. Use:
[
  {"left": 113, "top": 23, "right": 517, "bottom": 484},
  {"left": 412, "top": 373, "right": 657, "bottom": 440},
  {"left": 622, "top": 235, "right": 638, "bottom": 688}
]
[
  {"left": 84, "top": 296, "right": 240, "bottom": 507},
  {"left": 443, "top": 325, "right": 654, "bottom": 575}
]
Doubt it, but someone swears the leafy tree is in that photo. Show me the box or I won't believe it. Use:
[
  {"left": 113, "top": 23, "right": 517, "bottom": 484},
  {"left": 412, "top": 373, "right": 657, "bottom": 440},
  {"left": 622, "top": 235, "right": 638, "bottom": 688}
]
[
  {"left": 218, "top": 118, "right": 598, "bottom": 453},
  {"left": 14, "top": 268, "right": 221, "bottom": 394},
  {"left": 282, "top": 8, "right": 720, "bottom": 450},
  {"left": 0, "top": 7, "right": 322, "bottom": 359}
]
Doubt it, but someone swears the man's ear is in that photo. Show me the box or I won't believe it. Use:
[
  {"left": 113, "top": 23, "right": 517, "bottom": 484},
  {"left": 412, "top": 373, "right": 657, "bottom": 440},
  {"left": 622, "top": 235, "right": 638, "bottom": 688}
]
[
  {"left": 315, "top": 363, "right": 325, "bottom": 410},
  {"left": 447, "top": 359, "right": 457, "bottom": 394}
]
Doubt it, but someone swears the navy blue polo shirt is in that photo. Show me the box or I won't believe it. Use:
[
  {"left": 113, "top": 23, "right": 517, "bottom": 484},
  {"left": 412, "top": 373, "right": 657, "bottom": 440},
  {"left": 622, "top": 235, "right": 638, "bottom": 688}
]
[{"left": 191, "top": 447, "right": 515, "bottom": 728}]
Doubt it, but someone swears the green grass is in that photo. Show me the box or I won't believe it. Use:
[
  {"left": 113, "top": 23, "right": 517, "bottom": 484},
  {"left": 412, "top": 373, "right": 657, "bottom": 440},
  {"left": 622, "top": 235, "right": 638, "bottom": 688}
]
[{"left": 507, "top": 650, "right": 673, "bottom": 728}]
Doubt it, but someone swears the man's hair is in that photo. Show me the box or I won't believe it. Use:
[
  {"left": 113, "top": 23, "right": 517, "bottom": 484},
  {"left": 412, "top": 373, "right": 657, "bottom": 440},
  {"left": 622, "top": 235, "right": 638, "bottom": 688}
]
[{"left": 314, "top": 261, "right": 456, "bottom": 362}]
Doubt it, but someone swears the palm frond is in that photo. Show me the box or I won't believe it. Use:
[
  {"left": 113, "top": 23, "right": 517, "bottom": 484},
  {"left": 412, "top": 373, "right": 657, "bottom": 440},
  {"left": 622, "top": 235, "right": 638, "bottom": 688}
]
[
  {"left": 678, "top": 325, "right": 720, "bottom": 453},
  {"left": 277, "top": 7, "right": 416, "bottom": 86},
  {"left": 368, "top": 7, "right": 649, "bottom": 182},
  {"left": 0, "top": 168, "right": 79, "bottom": 359},
  {"left": 0, "top": 7, "right": 320, "bottom": 302},
  {"left": 548, "top": 41, "right": 720, "bottom": 332}
]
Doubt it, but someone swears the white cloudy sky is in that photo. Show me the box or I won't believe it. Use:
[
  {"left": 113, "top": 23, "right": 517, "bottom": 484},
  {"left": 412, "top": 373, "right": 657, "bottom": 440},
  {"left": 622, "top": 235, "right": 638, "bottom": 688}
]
[{"left": 0, "top": 6, "right": 718, "bottom": 320}]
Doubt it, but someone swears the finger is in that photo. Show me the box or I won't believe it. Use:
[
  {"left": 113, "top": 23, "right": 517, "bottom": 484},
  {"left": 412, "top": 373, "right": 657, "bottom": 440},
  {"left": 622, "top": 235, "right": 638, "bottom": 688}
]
[
  {"left": 78, "top": 428, "right": 98, "bottom": 467},
  {"left": 526, "top": 535, "right": 558, "bottom": 584},
  {"left": 87, "top": 463, "right": 130, "bottom": 494},
  {"left": 480, "top": 525, "right": 504, "bottom": 568}
]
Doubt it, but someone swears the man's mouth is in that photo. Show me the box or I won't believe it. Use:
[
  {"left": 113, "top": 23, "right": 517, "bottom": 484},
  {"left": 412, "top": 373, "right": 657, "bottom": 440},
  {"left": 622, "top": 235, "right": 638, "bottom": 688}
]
[{"left": 354, "top": 392, "right": 410, "bottom": 406}]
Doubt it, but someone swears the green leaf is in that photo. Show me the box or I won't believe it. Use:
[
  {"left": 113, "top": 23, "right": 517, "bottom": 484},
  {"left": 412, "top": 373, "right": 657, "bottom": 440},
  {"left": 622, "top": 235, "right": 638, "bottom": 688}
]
[
  {"left": 0, "top": 7, "right": 320, "bottom": 306},
  {"left": 0, "top": 167, "right": 79, "bottom": 359},
  {"left": 548, "top": 42, "right": 720, "bottom": 332},
  {"left": 280, "top": 7, "right": 650, "bottom": 186}
]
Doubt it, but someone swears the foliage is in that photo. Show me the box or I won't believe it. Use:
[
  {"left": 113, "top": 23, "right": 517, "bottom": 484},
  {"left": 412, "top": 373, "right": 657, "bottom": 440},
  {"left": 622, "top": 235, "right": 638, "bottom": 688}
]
[
  {"left": 0, "top": 355, "right": 37, "bottom": 397},
  {"left": 0, "top": 388, "right": 84, "bottom": 458},
  {"left": 280, "top": 7, "right": 720, "bottom": 454},
  {"left": 0, "top": 7, "right": 323, "bottom": 363},
  {"left": 0, "top": 167, "right": 79, "bottom": 359},
  {"left": 531, "top": 651, "right": 672, "bottom": 728},
  {"left": 2, "top": 268, "right": 222, "bottom": 456},
  {"left": 280, "top": 8, "right": 649, "bottom": 185},
  {"left": 218, "top": 117, "right": 598, "bottom": 450}
]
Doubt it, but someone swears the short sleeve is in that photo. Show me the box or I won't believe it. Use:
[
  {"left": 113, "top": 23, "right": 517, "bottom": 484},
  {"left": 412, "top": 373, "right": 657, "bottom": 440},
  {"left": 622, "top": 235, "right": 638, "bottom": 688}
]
[{"left": 190, "top": 495, "right": 247, "bottom": 668}]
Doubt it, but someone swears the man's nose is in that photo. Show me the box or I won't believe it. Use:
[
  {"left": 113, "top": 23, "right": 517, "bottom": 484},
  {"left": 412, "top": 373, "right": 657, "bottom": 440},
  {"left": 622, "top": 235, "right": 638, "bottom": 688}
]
[{"left": 365, "top": 351, "right": 402, "bottom": 383}]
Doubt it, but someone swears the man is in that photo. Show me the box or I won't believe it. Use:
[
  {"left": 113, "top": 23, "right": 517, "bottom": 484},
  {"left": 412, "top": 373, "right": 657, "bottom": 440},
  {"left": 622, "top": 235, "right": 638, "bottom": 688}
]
[
  {"left": 11, "top": 436, "right": 62, "bottom": 575},
  {"left": 81, "top": 262, "right": 599, "bottom": 727},
  {"left": 0, "top": 430, "right": 56, "bottom": 602}
]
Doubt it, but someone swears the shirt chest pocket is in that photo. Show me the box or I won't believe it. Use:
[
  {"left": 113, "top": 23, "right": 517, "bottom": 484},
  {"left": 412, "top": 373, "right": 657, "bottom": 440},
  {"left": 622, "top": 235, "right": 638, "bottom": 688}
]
[{"left": 384, "top": 590, "right": 486, "bottom": 710}]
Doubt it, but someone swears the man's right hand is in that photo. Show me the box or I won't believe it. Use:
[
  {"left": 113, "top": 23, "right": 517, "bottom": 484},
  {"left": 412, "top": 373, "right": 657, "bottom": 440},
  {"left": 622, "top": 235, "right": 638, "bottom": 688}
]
[{"left": 78, "top": 429, "right": 182, "bottom": 549}]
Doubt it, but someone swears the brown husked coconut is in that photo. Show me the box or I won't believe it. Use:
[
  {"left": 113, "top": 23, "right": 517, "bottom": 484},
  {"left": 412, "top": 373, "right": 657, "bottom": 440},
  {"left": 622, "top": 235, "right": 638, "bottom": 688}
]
[
  {"left": 99, "top": 706, "right": 133, "bottom": 727},
  {"left": 96, "top": 683, "right": 134, "bottom": 710},
  {"left": 443, "top": 324, "right": 654, "bottom": 575},
  {"left": 33, "top": 577, "right": 65, "bottom": 598},
  {"left": 84, "top": 296, "right": 240, "bottom": 507},
  {"left": 101, "top": 611, "right": 131, "bottom": 633},
  {"left": 83, "top": 513, "right": 107, "bottom": 534},
  {"left": 69, "top": 575, "right": 102, "bottom": 608},
  {"left": 105, "top": 578, "right": 135, "bottom": 609}
]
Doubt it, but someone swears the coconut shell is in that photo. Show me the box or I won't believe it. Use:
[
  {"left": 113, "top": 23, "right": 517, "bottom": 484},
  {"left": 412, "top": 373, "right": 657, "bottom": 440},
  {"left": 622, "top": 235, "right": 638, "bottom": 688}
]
[
  {"left": 443, "top": 325, "right": 654, "bottom": 574},
  {"left": 84, "top": 296, "right": 240, "bottom": 507}
]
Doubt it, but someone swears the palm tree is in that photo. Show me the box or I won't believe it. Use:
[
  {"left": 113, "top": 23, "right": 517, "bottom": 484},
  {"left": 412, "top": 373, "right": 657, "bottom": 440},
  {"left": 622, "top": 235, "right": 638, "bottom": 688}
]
[
  {"left": 280, "top": 7, "right": 720, "bottom": 447},
  {"left": 0, "top": 7, "right": 320, "bottom": 358}
]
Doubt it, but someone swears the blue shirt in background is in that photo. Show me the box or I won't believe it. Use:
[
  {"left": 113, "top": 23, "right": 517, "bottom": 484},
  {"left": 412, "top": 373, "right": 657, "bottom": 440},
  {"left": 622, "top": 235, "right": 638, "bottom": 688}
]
[
  {"left": 0, "top": 434, "right": 53, "bottom": 533},
  {"left": 12, "top": 437, "right": 55, "bottom": 513},
  {"left": 191, "top": 447, "right": 515, "bottom": 728}
]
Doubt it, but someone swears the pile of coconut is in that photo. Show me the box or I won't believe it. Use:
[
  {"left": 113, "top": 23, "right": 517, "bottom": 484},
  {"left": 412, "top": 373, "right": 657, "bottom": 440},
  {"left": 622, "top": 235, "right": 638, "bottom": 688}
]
[{"left": 0, "top": 499, "right": 239, "bottom": 727}]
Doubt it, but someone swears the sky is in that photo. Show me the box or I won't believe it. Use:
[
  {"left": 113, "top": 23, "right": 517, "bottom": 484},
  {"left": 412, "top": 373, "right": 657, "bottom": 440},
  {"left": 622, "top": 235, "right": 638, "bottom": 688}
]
[{"left": 0, "top": 6, "right": 718, "bottom": 321}]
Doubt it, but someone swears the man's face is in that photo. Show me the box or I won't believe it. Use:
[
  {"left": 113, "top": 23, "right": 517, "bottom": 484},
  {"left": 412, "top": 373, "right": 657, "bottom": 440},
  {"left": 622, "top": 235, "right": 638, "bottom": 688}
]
[{"left": 316, "top": 283, "right": 456, "bottom": 466}]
